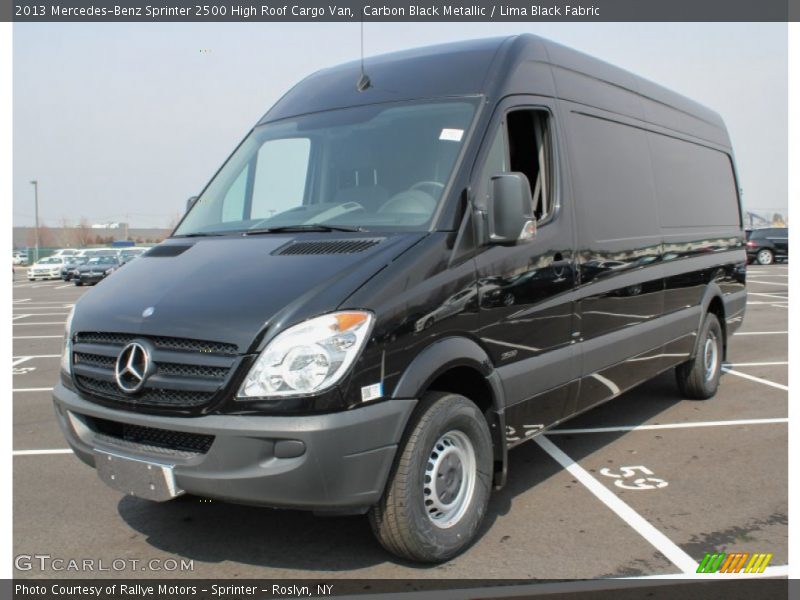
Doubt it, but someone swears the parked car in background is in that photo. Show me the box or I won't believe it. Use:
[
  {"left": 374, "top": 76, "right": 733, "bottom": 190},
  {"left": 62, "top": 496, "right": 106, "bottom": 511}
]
[
  {"left": 76, "top": 248, "right": 120, "bottom": 259},
  {"left": 51, "top": 248, "right": 80, "bottom": 258},
  {"left": 61, "top": 256, "right": 89, "bottom": 281},
  {"left": 119, "top": 247, "right": 147, "bottom": 264},
  {"left": 746, "top": 228, "right": 788, "bottom": 265},
  {"left": 73, "top": 256, "right": 122, "bottom": 286},
  {"left": 28, "top": 256, "right": 65, "bottom": 280},
  {"left": 13, "top": 251, "right": 27, "bottom": 265}
]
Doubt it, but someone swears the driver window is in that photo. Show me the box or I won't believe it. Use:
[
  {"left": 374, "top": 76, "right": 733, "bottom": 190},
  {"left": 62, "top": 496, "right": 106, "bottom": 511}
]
[{"left": 479, "top": 109, "right": 554, "bottom": 223}]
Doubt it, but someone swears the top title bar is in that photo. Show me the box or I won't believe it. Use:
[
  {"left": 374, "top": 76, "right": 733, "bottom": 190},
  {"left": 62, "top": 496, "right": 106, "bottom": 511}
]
[{"left": 4, "top": 1, "right": 799, "bottom": 22}]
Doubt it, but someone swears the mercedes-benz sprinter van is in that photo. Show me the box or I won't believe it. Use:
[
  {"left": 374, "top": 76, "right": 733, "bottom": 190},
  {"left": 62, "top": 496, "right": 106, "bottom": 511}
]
[{"left": 54, "top": 34, "right": 747, "bottom": 562}]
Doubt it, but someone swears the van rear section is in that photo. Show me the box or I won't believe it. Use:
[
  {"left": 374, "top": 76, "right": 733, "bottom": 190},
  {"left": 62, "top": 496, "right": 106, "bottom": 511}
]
[{"left": 53, "top": 34, "right": 745, "bottom": 563}]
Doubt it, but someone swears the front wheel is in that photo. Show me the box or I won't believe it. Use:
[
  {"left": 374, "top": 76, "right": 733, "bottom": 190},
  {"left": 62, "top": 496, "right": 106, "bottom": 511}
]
[
  {"left": 368, "top": 392, "right": 493, "bottom": 563},
  {"left": 756, "top": 248, "right": 774, "bottom": 265},
  {"left": 675, "top": 312, "right": 723, "bottom": 399}
]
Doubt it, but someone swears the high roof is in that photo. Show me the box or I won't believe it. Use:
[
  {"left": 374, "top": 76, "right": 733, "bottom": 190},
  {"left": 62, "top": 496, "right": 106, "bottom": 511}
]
[{"left": 259, "top": 34, "right": 728, "bottom": 147}]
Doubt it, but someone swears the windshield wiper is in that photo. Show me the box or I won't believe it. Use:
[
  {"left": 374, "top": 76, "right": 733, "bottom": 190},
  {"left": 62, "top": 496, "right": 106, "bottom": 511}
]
[
  {"left": 174, "top": 232, "right": 226, "bottom": 238},
  {"left": 245, "top": 223, "right": 365, "bottom": 234}
]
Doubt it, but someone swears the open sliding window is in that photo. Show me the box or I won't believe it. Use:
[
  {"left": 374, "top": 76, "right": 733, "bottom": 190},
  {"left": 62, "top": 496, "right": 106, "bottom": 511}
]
[{"left": 507, "top": 109, "right": 554, "bottom": 223}]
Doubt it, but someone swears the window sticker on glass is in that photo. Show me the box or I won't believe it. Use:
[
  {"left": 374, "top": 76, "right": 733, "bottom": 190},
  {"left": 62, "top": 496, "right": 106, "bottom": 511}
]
[{"left": 439, "top": 128, "right": 464, "bottom": 142}]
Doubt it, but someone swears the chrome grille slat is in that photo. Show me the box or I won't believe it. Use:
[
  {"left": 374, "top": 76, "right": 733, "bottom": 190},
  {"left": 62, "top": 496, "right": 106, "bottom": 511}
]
[
  {"left": 72, "top": 331, "right": 240, "bottom": 411},
  {"left": 75, "top": 332, "right": 238, "bottom": 356}
]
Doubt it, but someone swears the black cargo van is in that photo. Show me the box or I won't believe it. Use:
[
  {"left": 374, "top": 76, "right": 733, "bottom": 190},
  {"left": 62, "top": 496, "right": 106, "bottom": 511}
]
[{"left": 54, "top": 35, "right": 747, "bottom": 562}]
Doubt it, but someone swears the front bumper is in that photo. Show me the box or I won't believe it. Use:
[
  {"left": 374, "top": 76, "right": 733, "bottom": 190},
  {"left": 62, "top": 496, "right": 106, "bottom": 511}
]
[
  {"left": 29, "top": 270, "right": 59, "bottom": 279},
  {"left": 53, "top": 382, "right": 415, "bottom": 511},
  {"left": 76, "top": 273, "right": 104, "bottom": 284}
]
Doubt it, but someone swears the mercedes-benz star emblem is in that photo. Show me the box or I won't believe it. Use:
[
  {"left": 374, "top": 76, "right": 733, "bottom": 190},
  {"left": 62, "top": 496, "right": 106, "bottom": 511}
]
[{"left": 115, "top": 342, "right": 151, "bottom": 394}]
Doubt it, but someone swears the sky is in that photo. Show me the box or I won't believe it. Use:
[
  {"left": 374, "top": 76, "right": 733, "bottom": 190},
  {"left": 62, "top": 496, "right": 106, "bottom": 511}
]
[{"left": 12, "top": 22, "right": 788, "bottom": 229}]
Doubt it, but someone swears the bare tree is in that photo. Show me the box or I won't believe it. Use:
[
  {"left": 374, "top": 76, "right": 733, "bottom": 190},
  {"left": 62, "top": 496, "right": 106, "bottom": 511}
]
[{"left": 74, "top": 218, "right": 93, "bottom": 248}]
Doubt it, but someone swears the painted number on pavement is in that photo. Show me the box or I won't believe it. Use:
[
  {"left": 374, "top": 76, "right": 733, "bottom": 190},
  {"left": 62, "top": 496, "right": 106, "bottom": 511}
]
[{"left": 599, "top": 465, "right": 668, "bottom": 490}]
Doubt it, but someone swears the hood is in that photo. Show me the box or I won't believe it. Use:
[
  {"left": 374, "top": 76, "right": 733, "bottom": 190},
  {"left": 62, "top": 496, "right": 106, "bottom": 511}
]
[{"left": 70, "top": 233, "right": 424, "bottom": 353}]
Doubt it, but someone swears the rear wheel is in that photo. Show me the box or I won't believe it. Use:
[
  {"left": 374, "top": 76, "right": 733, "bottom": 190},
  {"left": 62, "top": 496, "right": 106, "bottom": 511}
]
[
  {"left": 675, "top": 312, "right": 723, "bottom": 399},
  {"left": 368, "top": 392, "right": 492, "bottom": 563},
  {"left": 756, "top": 248, "right": 774, "bottom": 265}
]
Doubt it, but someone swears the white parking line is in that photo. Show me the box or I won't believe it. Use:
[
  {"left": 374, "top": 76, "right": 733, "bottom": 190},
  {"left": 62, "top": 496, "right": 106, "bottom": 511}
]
[
  {"left": 55, "top": 284, "right": 73, "bottom": 289},
  {"left": 13, "top": 449, "right": 72, "bottom": 456},
  {"left": 747, "top": 301, "right": 787, "bottom": 307},
  {"left": 13, "top": 387, "right": 53, "bottom": 392},
  {"left": 726, "top": 361, "right": 788, "bottom": 367},
  {"left": 12, "top": 354, "right": 60, "bottom": 360},
  {"left": 721, "top": 368, "right": 788, "bottom": 392},
  {"left": 734, "top": 331, "right": 788, "bottom": 336},
  {"left": 12, "top": 301, "right": 76, "bottom": 305},
  {"left": 535, "top": 436, "right": 698, "bottom": 574},
  {"left": 11, "top": 312, "right": 70, "bottom": 317},
  {"left": 747, "top": 292, "right": 788, "bottom": 299},
  {"left": 13, "top": 335, "right": 62, "bottom": 339},
  {"left": 547, "top": 417, "right": 788, "bottom": 435},
  {"left": 747, "top": 280, "right": 789, "bottom": 286},
  {"left": 11, "top": 356, "right": 34, "bottom": 367},
  {"left": 12, "top": 322, "right": 67, "bottom": 326}
]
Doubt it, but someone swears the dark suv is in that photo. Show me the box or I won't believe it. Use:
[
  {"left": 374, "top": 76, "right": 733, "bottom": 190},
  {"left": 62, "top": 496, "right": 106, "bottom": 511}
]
[{"left": 746, "top": 228, "right": 788, "bottom": 265}]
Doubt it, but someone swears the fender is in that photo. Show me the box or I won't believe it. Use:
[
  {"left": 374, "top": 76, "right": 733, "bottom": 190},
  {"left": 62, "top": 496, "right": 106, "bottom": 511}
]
[
  {"left": 391, "top": 336, "right": 509, "bottom": 488},
  {"left": 691, "top": 282, "right": 725, "bottom": 359}
]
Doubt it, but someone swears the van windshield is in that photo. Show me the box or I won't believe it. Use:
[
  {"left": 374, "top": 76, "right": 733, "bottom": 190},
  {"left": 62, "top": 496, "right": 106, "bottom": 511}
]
[{"left": 174, "top": 99, "right": 477, "bottom": 236}]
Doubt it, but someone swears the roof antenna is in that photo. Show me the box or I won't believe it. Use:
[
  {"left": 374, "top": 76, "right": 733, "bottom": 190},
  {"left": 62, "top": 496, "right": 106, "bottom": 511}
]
[{"left": 356, "top": 16, "right": 371, "bottom": 92}]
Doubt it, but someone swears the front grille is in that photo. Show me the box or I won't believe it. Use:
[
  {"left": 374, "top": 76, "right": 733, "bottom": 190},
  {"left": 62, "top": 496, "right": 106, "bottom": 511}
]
[
  {"left": 157, "top": 362, "right": 229, "bottom": 379},
  {"left": 76, "top": 376, "right": 214, "bottom": 408},
  {"left": 88, "top": 416, "right": 214, "bottom": 454},
  {"left": 72, "top": 331, "right": 241, "bottom": 412},
  {"left": 75, "top": 332, "right": 238, "bottom": 356}
]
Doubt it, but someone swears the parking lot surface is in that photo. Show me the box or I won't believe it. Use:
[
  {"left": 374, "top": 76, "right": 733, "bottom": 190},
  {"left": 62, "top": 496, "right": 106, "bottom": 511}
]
[{"left": 12, "top": 265, "right": 788, "bottom": 579}]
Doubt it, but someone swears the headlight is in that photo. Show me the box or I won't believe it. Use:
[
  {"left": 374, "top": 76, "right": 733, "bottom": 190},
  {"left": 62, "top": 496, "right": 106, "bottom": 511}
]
[
  {"left": 237, "top": 311, "right": 373, "bottom": 398},
  {"left": 61, "top": 305, "right": 75, "bottom": 375}
]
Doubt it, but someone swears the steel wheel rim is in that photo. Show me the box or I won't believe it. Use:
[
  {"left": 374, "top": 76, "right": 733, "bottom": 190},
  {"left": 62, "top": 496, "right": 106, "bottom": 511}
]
[
  {"left": 703, "top": 331, "right": 719, "bottom": 382},
  {"left": 757, "top": 250, "right": 773, "bottom": 264},
  {"left": 424, "top": 430, "right": 476, "bottom": 529}
]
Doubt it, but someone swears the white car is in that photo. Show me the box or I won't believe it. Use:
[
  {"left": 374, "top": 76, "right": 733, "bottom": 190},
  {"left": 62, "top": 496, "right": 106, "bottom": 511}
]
[
  {"left": 28, "top": 256, "right": 65, "bottom": 280},
  {"left": 51, "top": 248, "right": 80, "bottom": 258},
  {"left": 12, "top": 253, "right": 26, "bottom": 265}
]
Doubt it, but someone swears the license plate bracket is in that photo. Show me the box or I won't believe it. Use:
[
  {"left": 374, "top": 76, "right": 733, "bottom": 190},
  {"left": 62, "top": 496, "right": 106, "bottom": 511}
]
[{"left": 95, "top": 451, "right": 183, "bottom": 501}]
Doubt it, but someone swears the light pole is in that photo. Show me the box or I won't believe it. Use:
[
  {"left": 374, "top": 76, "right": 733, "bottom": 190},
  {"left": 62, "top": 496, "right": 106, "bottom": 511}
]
[{"left": 30, "top": 180, "right": 39, "bottom": 263}]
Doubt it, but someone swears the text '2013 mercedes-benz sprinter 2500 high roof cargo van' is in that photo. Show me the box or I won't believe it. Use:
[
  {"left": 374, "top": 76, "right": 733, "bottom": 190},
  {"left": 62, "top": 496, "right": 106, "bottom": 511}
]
[{"left": 54, "top": 35, "right": 747, "bottom": 563}]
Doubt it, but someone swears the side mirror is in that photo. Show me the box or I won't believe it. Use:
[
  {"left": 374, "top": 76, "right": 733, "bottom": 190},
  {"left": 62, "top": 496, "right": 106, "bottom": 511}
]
[
  {"left": 488, "top": 173, "right": 537, "bottom": 245},
  {"left": 186, "top": 196, "right": 199, "bottom": 213}
]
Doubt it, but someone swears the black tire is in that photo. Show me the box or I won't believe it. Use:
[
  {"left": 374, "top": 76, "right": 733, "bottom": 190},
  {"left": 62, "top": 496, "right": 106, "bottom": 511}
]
[
  {"left": 368, "top": 392, "right": 493, "bottom": 563},
  {"left": 75, "top": 281, "right": 83, "bottom": 287},
  {"left": 675, "top": 312, "right": 723, "bottom": 400},
  {"left": 756, "top": 248, "right": 774, "bottom": 265}
]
